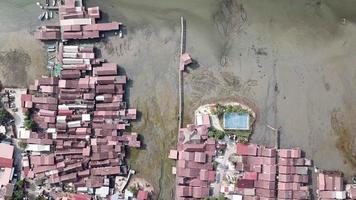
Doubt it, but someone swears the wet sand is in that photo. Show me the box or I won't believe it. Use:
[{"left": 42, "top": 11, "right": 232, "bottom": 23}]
[{"left": 1, "top": 0, "right": 356, "bottom": 199}]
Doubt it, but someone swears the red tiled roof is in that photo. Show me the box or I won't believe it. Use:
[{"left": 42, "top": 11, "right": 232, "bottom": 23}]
[
  {"left": 137, "top": 190, "right": 149, "bottom": 200},
  {"left": 192, "top": 186, "right": 209, "bottom": 199},
  {"left": 236, "top": 143, "right": 258, "bottom": 156},
  {"left": 237, "top": 179, "right": 254, "bottom": 188},
  {"left": 0, "top": 158, "right": 13, "bottom": 168},
  {"left": 91, "top": 166, "right": 120, "bottom": 176}
]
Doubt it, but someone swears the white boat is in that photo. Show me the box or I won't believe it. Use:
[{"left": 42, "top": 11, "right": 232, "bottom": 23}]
[
  {"left": 49, "top": 11, "right": 53, "bottom": 19},
  {"left": 119, "top": 30, "right": 123, "bottom": 38},
  {"left": 52, "top": 0, "right": 56, "bottom": 7},
  {"left": 45, "top": 11, "right": 49, "bottom": 20},
  {"left": 38, "top": 12, "right": 46, "bottom": 21}
]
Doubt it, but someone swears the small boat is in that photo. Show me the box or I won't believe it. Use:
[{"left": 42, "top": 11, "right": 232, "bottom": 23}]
[
  {"left": 38, "top": 12, "right": 46, "bottom": 21},
  {"left": 45, "top": 11, "right": 49, "bottom": 20},
  {"left": 119, "top": 30, "right": 123, "bottom": 38},
  {"left": 49, "top": 11, "right": 53, "bottom": 19},
  {"left": 52, "top": 0, "right": 56, "bottom": 7},
  {"left": 45, "top": 0, "right": 49, "bottom": 6}
]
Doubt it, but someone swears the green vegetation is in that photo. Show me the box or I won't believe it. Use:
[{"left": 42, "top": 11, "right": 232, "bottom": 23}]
[
  {"left": 225, "top": 130, "right": 250, "bottom": 137},
  {"left": 24, "top": 110, "right": 36, "bottom": 130},
  {"left": 0, "top": 133, "right": 6, "bottom": 140},
  {"left": 128, "top": 185, "right": 139, "bottom": 196},
  {"left": 208, "top": 128, "right": 225, "bottom": 140},
  {"left": 208, "top": 127, "right": 251, "bottom": 141},
  {"left": 212, "top": 103, "right": 250, "bottom": 119},
  {"left": 7, "top": 179, "right": 27, "bottom": 200},
  {"left": 36, "top": 195, "right": 47, "bottom": 200},
  {"left": 0, "top": 107, "right": 12, "bottom": 124},
  {"left": 18, "top": 140, "right": 28, "bottom": 149},
  {"left": 213, "top": 160, "right": 219, "bottom": 170},
  {"left": 203, "top": 196, "right": 226, "bottom": 200}
]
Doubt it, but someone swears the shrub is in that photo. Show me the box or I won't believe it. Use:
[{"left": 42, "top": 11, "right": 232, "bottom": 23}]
[
  {"left": 24, "top": 110, "right": 36, "bottom": 130},
  {"left": 0, "top": 107, "right": 12, "bottom": 124},
  {"left": 11, "top": 179, "right": 27, "bottom": 200},
  {"left": 36, "top": 196, "right": 47, "bottom": 200},
  {"left": 18, "top": 141, "right": 28, "bottom": 149},
  {"left": 208, "top": 128, "right": 225, "bottom": 140},
  {"left": 128, "top": 186, "right": 139, "bottom": 196}
]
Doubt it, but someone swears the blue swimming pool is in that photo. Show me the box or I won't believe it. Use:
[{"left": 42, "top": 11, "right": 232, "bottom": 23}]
[{"left": 223, "top": 112, "right": 250, "bottom": 130}]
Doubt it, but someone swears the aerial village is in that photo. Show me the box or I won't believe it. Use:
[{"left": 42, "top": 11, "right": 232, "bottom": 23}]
[
  {"left": 168, "top": 99, "right": 356, "bottom": 200},
  {"left": 0, "top": 0, "right": 151, "bottom": 199},
  {"left": 0, "top": 0, "right": 356, "bottom": 200}
]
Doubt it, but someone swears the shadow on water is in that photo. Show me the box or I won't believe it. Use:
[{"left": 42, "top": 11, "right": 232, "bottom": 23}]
[
  {"left": 185, "top": 59, "right": 200, "bottom": 73},
  {"left": 94, "top": 47, "right": 102, "bottom": 59}
]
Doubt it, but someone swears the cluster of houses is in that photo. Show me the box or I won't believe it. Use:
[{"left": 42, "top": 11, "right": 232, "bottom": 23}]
[
  {"left": 35, "top": 0, "right": 121, "bottom": 40},
  {"left": 0, "top": 143, "right": 15, "bottom": 199},
  {"left": 223, "top": 143, "right": 312, "bottom": 199},
  {"left": 168, "top": 116, "right": 217, "bottom": 200},
  {"left": 317, "top": 170, "right": 356, "bottom": 199},
  {"left": 18, "top": 43, "right": 141, "bottom": 198}
]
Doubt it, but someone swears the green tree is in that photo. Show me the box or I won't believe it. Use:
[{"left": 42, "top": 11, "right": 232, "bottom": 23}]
[
  {"left": 203, "top": 196, "right": 226, "bottom": 200},
  {"left": 0, "top": 107, "right": 12, "bottom": 124},
  {"left": 24, "top": 110, "right": 36, "bottom": 130},
  {"left": 208, "top": 128, "right": 225, "bottom": 140},
  {"left": 12, "top": 179, "right": 27, "bottom": 200}
]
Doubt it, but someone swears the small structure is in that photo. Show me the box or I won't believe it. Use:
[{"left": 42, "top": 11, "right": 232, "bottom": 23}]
[
  {"left": 195, "top": 114, "right": 211, "bottom": 128},
  {"left": 137, "top": 190, "right": 149, "bottom": 200},
  {"left": 180, "top": 53, "right": 192, "bottom": 71}
]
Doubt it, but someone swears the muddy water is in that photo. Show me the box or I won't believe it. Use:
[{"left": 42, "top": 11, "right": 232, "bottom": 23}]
[
  {"left": 0, "top": 0, "right": 47, "bottom": 87},
  {"left": 90, "top": 1, "right": 356, "bottom": 198},
  {"left": 1, "top": 0, "right": 356, "bottom": 199}
]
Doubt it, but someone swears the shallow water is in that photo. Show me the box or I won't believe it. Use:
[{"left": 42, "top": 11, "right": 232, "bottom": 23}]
[{"left": 1, "top": 0, "right": 356, "bottom": 199}]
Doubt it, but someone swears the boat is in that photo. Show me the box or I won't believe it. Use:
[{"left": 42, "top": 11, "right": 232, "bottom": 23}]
[
  {"left": 38, "top": 12, "right": 46, "bottom": 21},
  {"left": 119, "top": 30, "right": 123, "bottom": 38},
  {"left": 46, "top": 0, "right": 49, "bottom": 6},
  {"left": 52, "top": 0, "right": 56, "bottom": 7},
  {"left": 45, "top": 11, "right": 49, "bottom": 20},
  {"left": 49, "top": 11, "right": 53, "bottom": 19}
]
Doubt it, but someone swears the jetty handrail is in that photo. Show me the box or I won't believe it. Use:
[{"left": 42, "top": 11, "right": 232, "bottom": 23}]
[{"left": 178, "top": 17, "right": 184, "bottom": 129}]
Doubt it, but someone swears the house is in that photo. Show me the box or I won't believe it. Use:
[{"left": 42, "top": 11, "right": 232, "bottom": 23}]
[
  {"left": 0, "top": 143, "right": 14, "bottom": 187},
  {"left": 317, "top": 171, "right": 344, "bottom": 192},
  {"left": 21, "top": 39, "right": 139, "bottom": 198},
  {"left": 236, "top": 143, "right": 258, "bottom": 156}
]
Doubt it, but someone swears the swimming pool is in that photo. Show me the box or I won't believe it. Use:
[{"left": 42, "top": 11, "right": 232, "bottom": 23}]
[{"left": 223, "top": 112, "right": 250, "bottom": 130}]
